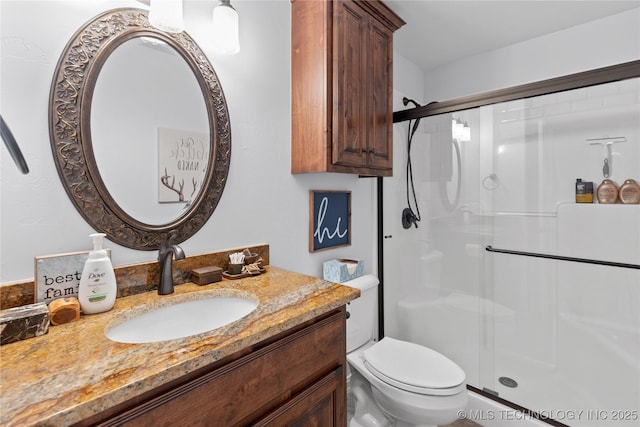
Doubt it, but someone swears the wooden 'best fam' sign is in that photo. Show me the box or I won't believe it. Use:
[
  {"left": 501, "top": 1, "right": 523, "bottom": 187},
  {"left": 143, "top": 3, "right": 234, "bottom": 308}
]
[{"left": 34, "top": 250, "right": 111, "bottom": 304}]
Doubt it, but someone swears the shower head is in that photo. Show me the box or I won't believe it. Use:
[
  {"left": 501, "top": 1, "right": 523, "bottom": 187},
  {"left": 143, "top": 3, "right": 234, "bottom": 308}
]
[
  {"left": 402, "top": 97, "right": 420, "bottom": 108},
  {"left": 402, "top": 97, "right": 423, "bottom": 140}
]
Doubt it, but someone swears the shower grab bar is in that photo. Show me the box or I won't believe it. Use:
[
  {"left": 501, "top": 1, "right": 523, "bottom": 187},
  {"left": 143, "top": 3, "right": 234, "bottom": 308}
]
[{"left": 485, "top": 245, "right": 640, "bottom": 270}]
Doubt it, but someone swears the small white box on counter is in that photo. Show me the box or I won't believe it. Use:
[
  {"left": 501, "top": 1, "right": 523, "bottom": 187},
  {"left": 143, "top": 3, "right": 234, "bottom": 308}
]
[{"left": 322, "top": 259, "right": 364, "bottom": 283}]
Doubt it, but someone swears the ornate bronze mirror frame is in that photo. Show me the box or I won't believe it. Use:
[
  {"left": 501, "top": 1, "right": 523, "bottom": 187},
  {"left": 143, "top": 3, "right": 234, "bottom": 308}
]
[{"left": 49, "top": 8, "right": 231, "bottom": 250}]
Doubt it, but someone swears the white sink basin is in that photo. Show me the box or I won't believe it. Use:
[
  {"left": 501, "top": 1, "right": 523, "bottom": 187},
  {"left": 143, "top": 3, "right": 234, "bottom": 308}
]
[{"left": 105, "top": 293, "right": 259, "bottom": 344}]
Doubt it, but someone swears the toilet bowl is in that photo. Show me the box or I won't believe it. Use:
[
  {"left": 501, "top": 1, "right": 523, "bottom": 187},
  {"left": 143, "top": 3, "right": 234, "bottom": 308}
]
[
  {"left": 348, "top": 338, "right": 467, "bottom": 426},
  {"left": 343, "top": 275, "right": 467, "bottom": 427}
]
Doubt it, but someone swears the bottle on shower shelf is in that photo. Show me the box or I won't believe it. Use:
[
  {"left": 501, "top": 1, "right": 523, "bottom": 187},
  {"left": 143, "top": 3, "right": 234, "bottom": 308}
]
[
  {"left": 575, "top": 179, "right": 593, "bottom": 203},
  {"left": 619, "top": 179, "right": 640, "bottom": 204},
  {"left": 596, "top": 179, "right": 618, "bottom": 204}
]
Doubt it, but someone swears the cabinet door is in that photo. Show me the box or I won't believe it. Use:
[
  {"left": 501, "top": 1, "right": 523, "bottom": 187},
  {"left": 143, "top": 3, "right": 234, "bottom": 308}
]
[
  {"left": 291, "top": 0, "right": 403, "bottom": 176},
  {"left": 254, "top": 367, "right": 345, "bottom": 427},
  {"left": 333, "top": 0, "right": 393, "bottom": 172},
  {"left": 332, "top": 0, "right": 368, "bottom": 168},
  {"left": 366, "top": 16, "right": 393, "bottom": 171}
]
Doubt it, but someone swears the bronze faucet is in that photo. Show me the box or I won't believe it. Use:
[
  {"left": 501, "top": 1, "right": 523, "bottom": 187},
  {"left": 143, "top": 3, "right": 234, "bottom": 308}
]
[{"left": 157, "top": 231, "right": 185, "bottom": 295}]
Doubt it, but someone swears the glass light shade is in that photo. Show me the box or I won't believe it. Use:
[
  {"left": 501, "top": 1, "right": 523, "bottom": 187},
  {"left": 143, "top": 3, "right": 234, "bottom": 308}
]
[
  {"left": 212, "top": 1, "right": 240, "bottom": 54},
  {"left": 460, "top": 122, "right": 471, "bottom": 142},
  {"left": 452, "top": 119, "right": 463, "bottom": 140},
  {"left": 149, "top": 0, "right": 184, "bottom": 34}
]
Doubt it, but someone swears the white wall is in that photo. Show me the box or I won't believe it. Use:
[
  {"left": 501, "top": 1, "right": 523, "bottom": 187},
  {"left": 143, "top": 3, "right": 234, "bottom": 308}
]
[
  {"left": 3, "top": 2, "right": 637, "bottom": 285},
  {"left": 0, "top": 0, "right": 377, "bottom": 283},
  {"left": 423, "top": 7, "right": 640, "bottom": 102}
]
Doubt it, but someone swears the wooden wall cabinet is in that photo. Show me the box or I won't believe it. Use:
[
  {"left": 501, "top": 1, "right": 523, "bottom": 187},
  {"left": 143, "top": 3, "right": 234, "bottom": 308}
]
[
  {"left": 85, "top": 309, "right": 347, "bottom": 427},
  {"left": 291, "top": 0, "right": 405, "bottom": 176}
]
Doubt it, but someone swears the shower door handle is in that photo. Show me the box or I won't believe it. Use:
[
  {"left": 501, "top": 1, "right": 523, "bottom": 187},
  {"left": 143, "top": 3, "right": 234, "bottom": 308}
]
[{"left": 485, "top": 245, "right": 640, "bottom": 270}]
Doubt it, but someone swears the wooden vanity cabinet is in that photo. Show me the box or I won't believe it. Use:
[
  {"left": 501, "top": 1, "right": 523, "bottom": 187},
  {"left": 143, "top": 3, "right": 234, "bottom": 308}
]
[
  {"left": 291, "top": 0, "right": 405, "bottom": 176},
  {"left": 87, "top": 308, "right": 347, "bottom": 427}
]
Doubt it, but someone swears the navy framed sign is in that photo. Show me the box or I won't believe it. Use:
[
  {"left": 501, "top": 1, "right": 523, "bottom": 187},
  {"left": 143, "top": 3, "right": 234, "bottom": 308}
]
[{"left": 309, "top": 190, "right": 351, "bottom": 252}]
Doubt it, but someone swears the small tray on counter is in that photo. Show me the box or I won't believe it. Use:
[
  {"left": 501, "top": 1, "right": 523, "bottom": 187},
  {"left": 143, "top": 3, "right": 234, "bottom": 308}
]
[{"left": 222, "top": 266, "right": 266, "bottom": 280}]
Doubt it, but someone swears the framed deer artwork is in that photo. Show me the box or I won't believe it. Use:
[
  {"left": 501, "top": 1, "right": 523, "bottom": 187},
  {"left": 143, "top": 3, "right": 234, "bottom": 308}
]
[{"left": 157, "top": 128, "right": 209, "bottom": 204}]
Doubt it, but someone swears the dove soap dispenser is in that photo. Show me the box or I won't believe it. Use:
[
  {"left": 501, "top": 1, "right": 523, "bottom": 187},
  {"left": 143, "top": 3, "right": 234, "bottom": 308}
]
[{"left": 78, "top": 233, "right": 117, "bottom": 314}]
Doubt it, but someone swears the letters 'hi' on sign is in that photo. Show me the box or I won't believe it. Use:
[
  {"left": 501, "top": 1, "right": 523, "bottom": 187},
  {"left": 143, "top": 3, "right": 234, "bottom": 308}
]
[{"left": 309, "top": 190, "right": 351, "bottom": 252}]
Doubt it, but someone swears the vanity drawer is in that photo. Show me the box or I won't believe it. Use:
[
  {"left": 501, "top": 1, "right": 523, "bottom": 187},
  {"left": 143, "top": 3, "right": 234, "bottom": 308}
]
[
  {"left": 97, "top": 308, "right": 346, "bottom": 426},
  {"left": 255, "top": 366, "right": 344, "bottom": 426}
]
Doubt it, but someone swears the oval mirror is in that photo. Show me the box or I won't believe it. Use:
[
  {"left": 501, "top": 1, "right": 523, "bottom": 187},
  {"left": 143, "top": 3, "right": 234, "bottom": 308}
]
[
  {"left": 91, "top": 36, "right": 209, "bottom": 225},
  {"left": 49, "top": 8, "right": 231, "bottom": 250}
]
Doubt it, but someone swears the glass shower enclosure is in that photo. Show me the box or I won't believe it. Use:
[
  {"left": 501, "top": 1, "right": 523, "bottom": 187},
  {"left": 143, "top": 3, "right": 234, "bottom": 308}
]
[{"left": 383, "top": 72, "right": 639, "bottom": 426}]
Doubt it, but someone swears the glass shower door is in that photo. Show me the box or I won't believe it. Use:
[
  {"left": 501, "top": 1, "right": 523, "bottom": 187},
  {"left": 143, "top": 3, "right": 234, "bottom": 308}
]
[
  {"left": 383, "top": 107, "right": 492, "bottom": 389},
  {"left": 485, "top": 82, "right": 640, "bottom": 426},
  {"left": 385, "top": 77, "right": 640, "bottom": 426}
]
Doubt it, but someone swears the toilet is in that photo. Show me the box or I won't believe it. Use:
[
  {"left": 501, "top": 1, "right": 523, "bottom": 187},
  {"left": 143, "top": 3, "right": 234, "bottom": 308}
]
[{"left": 344, "top": 275, "right": 468, "bottom": 427}]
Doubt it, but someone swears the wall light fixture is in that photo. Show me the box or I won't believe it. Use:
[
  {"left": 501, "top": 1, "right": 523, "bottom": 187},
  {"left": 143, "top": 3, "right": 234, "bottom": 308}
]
[
  {"left": 212, "top": 0, "right": 240, "bottom": 54},
  {"left": 452, "top": 118, "right": 471, "bottom": 142},
  {"left": 149, "top": 0, "right": 184, "bottom": 33}
]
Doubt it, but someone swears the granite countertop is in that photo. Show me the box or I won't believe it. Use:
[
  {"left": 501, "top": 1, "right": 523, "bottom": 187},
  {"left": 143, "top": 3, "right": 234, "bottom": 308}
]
[{"left": 0, "top": 266, "right": 359, "bottom": 426}]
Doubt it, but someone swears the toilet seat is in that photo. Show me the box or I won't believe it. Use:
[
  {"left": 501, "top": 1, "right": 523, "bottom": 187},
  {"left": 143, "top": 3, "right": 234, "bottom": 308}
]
[{"left": 363, "top": 337, "right": 465, "bottom": 396}]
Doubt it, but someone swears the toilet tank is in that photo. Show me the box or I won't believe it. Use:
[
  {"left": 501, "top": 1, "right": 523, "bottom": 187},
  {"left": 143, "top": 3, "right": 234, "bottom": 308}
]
[{"left": 343, "top": 275, "right": 379, "bottom": 352}]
